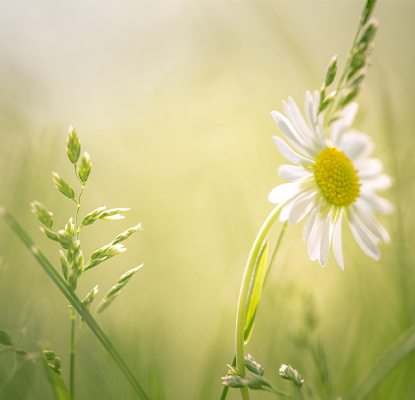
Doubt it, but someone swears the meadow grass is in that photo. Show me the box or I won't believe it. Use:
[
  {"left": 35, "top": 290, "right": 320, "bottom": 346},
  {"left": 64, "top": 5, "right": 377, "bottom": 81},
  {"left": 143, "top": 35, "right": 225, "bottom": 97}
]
[{"left": 1, "top": 0, "right": 415, "bottom": 399}]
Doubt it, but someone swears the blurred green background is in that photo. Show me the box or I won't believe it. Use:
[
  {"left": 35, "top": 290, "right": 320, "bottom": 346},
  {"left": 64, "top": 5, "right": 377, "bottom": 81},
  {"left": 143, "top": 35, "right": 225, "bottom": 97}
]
[{"left": 1, "top": 1, "right": 414, "bottom": 399}]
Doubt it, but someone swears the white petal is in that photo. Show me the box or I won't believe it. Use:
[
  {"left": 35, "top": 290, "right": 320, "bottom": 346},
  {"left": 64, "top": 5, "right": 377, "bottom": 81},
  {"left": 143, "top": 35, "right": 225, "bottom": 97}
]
[
  {"left": 279, "top": 164, "right": 311, "bottom": 181},
  {"left": 339, "top": 131, "right": 374, "bottom": 161},
  {"left": 271, "top": 111, "right": 313, "bottom": 156},
  {"left": 303, "top": 204, "right": 320, "bottom": 242},
  {"left": 356, "top": 158, "right": 383, "bottom": 178},
  {"left": 331, "top": 103, "right": 359, "bottom": 145},
  {"left": 319, "top": 213, "right": 333, "bottom": 266},
  {"left": 305, "top": 91, "right": 325, "bottom": 145},
  {"left": 360, "top": 192, "right": 394, "bottom": 214},
  {"left": 332, "top": 210, "right": 344, "bottom": 270},
  {"left": 272, "top": 136, "right": 314, "bottom": 166},
  {"left": 308, "top": 212, "right": 326, "bottom": 261},
  {"left": 347, "top": 210, "right": 380, "bottom": 260},
  {"left": 353, "top": 202, "right": 390, "bottom": 243},
  {"left": 268, "top": 182, "right": 301, "bottom": 205},
  {"left": 285, "top": 97, "right": 321, "bottom": 153},
  {"left": 361, "top": 174, "right": 392, "bottom": 191},
  {"left": 288, "top": 191, "right": 317, "bottom": 224}
]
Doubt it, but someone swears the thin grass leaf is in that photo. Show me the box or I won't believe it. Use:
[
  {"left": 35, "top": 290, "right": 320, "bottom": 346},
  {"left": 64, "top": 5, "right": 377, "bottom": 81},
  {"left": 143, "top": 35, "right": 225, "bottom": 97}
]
[
  {"left": 97, "top": 264, "right": 143, "bottom": 313},
  {"left": 42, "top": 349, "right": 70, "bottom": 400},
  {"left": 0, "top": 330, "right": 13, "bottom": 346},
  {"left": 0, "top": 208, "right": 149, "bottom": 400},
  {"left": 244, "top": 240, "right": 268, "bottom": 344}
]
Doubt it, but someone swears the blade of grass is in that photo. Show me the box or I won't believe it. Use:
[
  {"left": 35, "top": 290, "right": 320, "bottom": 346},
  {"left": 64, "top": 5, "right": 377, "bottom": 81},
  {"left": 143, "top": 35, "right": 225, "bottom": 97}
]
[
  {"left": 0, "top": 208, "right": 149, "bottom": 400},
  {"left": 347, "top": 324, "right": 415, "bottom": 400}
]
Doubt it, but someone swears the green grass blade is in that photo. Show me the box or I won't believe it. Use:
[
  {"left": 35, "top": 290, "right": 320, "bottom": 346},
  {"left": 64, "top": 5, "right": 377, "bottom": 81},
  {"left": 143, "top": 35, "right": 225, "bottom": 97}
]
[
  {"left": 244, "top": 240, "right": 268, "bottom": 344},
  {"left": 347, "top": 324, "right": 415, "bottom": 400},
  {"left": 0, "top": 208, "right": 150, "bottom": 400}
]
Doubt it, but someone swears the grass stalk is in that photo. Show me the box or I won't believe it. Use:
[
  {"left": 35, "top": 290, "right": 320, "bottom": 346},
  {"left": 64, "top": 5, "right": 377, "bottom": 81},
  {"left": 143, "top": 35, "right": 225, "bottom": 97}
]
[
  {"left": 0, "top": 208, "right": 150, "bottom": 400},
  {"left": 69, "top": 307, "right": 76, "bottom": 399}
]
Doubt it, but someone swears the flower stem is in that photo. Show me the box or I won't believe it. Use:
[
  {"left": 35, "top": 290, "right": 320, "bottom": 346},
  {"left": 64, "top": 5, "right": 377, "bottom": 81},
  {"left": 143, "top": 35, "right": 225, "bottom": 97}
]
[
  {"left": 235, "top": 205, "right": 282, "bottom": 399},
  {"left": 220, "top": 221, "right": 287, "bottom": 400},
  {"left": 69, "top": 306, "right": 76, "bottom": 399}
]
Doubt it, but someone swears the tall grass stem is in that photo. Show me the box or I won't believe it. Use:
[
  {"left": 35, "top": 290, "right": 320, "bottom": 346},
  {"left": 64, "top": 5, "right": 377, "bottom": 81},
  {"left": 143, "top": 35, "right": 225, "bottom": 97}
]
[{"left": 0, "top": 208, "right": 150, "bottom": 400}]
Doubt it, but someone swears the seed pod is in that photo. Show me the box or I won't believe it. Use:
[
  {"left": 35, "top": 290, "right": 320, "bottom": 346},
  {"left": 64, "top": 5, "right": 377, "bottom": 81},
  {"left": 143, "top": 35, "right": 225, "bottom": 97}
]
[
  {"left": 78, "top": 152, "right": 91, "bottom": 183},
  {"left": 279, "top": 364, "right": 304, "bottom": 388},
  {"left": 52, "top": 172, "right": 75, "bottom": 200},
  {"left": 112, "top": 224, "right": 142, "bottom": 245},
  {"left": 324, "top": 55, "right": 337, "bottom": 87},
  {"left": 66, "top": 125, "right": 81, "bottom": 164},
  {"left": 30, "top": 200, "right": 53, "bottom": 228}
]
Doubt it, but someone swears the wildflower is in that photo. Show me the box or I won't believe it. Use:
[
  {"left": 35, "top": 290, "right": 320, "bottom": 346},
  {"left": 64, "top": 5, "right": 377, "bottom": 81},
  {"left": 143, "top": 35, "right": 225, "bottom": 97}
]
[{"left": 269, "top": 91, "right": 392, "bottom": 269}]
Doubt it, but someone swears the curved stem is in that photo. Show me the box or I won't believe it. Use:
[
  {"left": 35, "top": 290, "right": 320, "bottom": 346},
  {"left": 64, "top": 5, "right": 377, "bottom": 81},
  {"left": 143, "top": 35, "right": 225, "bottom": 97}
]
[
  {"left": 220, "top": 221, "right": 288, "bottom": 400},
  {"left": 235, "top": 205, "right": 282, "bottom": 399},
  {"left": 1, "top": 209, "right": 150, "bottom": 400}
]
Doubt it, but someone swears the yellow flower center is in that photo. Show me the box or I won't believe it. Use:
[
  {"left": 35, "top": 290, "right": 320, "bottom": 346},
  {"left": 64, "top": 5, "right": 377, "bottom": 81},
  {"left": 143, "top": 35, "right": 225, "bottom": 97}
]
[{"left": 314, "top": 147, "right": 360, "bottom": 207}]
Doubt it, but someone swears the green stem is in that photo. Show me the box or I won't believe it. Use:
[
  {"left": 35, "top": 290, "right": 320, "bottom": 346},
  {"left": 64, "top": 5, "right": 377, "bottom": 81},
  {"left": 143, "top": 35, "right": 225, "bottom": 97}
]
[
  {"left": 69, "top": 306, "right": 76, "bottom": 399},
  {"left": 347, "top": 324, "right": 415, "bottom": 400},
  {"left": 0, "top": 208, "right": 150, "bottom": 400},
  {"left": 235, "top": 205, "right": 282, "bottom": 399},
  {"left": 221, "top": 218, "right": 286, "bottom": 400}
]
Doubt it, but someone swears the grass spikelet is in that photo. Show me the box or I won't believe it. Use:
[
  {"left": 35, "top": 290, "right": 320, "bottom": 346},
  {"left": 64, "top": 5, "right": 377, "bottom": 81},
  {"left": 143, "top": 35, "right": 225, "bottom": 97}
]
[{"left": 97, "top": 264, "right": 143, "bottom": 313}]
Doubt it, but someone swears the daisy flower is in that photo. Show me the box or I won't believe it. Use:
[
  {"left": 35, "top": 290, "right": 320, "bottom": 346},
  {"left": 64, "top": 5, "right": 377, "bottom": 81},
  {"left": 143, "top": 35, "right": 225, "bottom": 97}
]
[{"left": 268, "top": 91, "right": 392, "bottom": 269}]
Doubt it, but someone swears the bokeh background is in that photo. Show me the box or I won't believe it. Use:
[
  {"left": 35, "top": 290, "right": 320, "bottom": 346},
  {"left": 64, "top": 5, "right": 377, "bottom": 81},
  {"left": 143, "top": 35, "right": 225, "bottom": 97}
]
[{"left": 1, "top": 1, "right": 414, "bottom": 399}]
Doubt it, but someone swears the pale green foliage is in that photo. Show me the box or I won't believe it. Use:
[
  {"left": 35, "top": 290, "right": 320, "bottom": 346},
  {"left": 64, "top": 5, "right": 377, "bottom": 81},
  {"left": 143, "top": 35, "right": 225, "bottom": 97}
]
[
  {"left": 86, "top": 243, "right": 127, "bottom": 270},
  {"left": 112, "top": 224, "right": 142, "bottom": 245},
  {"left": 244, "top": 354, "right": 264, "bottom": 377},
  {"left": 99, "top": 208, "right": 130, "bottom": 221},
  {"left": 244, "top": 240, "right": 268, "bottom": 343},
  {"left": 81, "top": 206, "right": 129, "bottom": 227},
  {"left": 97, "top": 264, "right": 143, "bottom": 313},
  {"left": 82, "top": 285, "right": 99, "bottom": 312},
  {"left": 320, "top": 0, "right": 379, "bottom": 124},
  {"left": 0, "top": 330, "right": 13, "bottom": 346},
  {"left": 30, "top": 200, "right": 53, "bottom": 228},
  {"left": 222, "top": 357, "right": 285, "bottom": 395},
  {"left": 78, "top": 152, "right": 91, "bottom": 183},
  {"left": 52, "top": 172, "right": 75, "bottom": 201},
  {"left": 81, "top": 206, "right": 107, "bottom": 226},
  {"left": 279, "top": 364, "right": 304, "bottom": 388},
  {"left": 362, "top": 0, "right": 377, "bottom": 25},
  {"left": 40, "top": 226, "right": 60, "bottom": 242},
  {"left": 66, "top": 126, "right": 81, "bottom": 165},
  {"left": 42, "top": 349, "right": 71, "bottom": 400}
]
